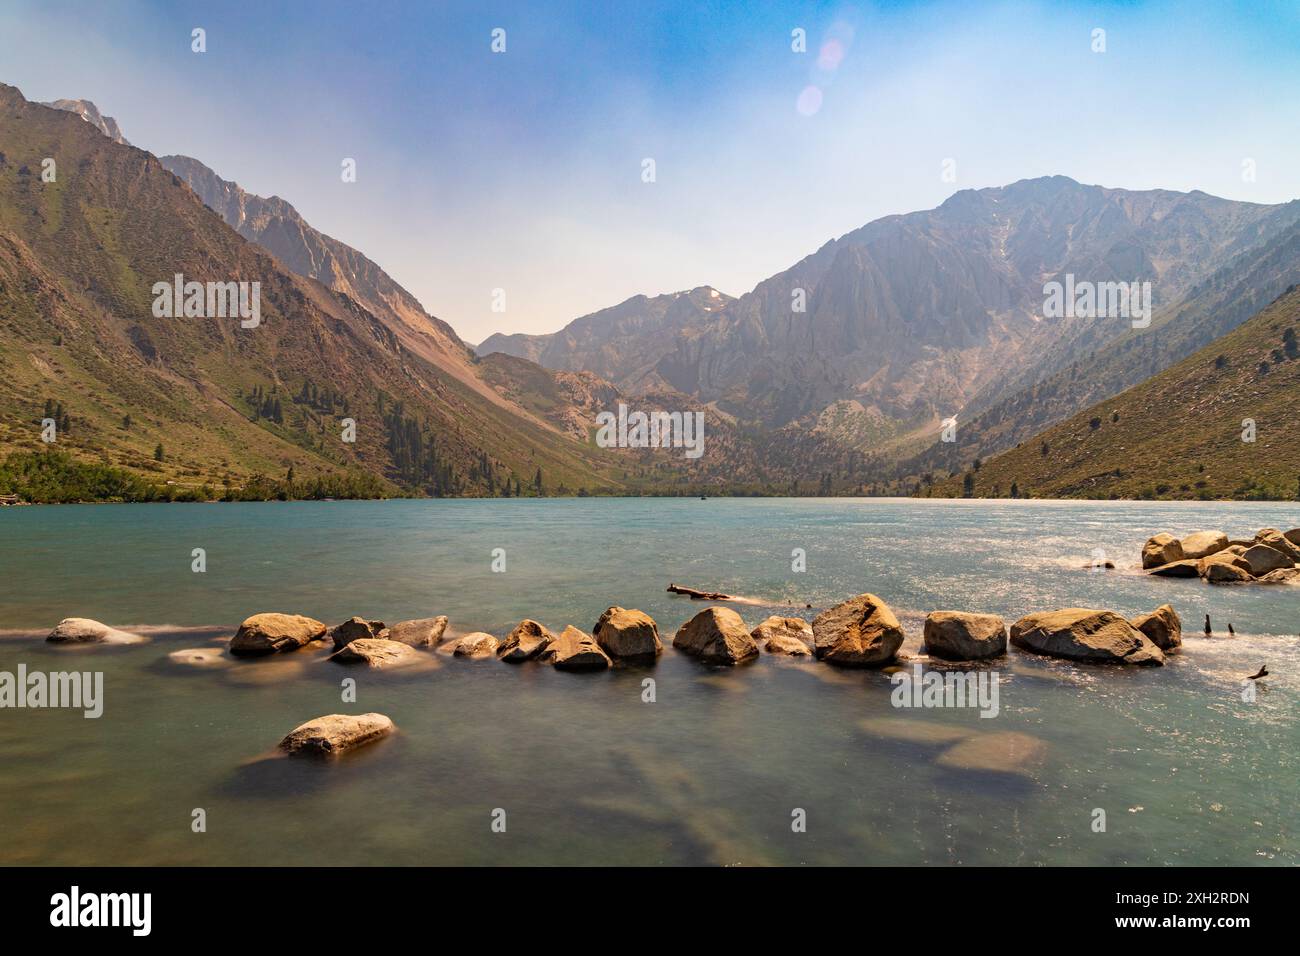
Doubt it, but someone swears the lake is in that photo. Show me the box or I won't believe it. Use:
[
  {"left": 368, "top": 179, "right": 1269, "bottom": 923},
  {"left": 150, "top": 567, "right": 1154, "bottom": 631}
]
[{"left": 0, "top": 497, "right": 1295, "bottom": 865}]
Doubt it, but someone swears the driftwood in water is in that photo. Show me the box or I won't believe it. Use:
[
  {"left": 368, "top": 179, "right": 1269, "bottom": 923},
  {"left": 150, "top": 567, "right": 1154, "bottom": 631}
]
[{"left": 667, "top": 583, "right": 733, "bottom": 601}]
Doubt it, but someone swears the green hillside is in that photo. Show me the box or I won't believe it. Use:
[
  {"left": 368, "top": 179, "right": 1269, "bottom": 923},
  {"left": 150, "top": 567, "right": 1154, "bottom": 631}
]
[{"left": 928, "top": 286, "right": 1300, "bottom": 500}]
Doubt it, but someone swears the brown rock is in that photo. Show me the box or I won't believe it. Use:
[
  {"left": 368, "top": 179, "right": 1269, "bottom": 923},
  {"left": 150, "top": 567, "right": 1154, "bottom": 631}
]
[
  {"left": 1142, "top": 533, "right": 1185, "bottom": 569},
  {"left": 1178, "top": 530, "right": 1229, "bottom": 559},
  {"left": 672, "top": 607, "right": 758, "bottom": 665},
  {"left": 453, "top": 632, "right": 499, "bottom": 659},
  {"left": 593, "top": 606, "right": 662, "bottom": 662},
  {"left": 812, "top": 593, "right": 905, "bottom": 667},
  {"left": 1258, "top": 567, "right": 1300, "bottom": 584},
  {"left": 329, "top": 616, "right": 387, "bottom": 649},
  {"left": 278, "top": 713, "right": 395, "bottom": 758},
  {"left": 1129, "top": 604, "right": 1182, "bottom": 650},
  {"left": 1284, "top": 528, "right": 1300, "bottom": 547},
  {"left": 330, "top": 638, "right": 419, "bottom": 669},
  {"left": 229, "top": 613, "right": 326, "bottom": 656},
  {"left": 385, "top": 616, "right": 448, "bottom": 647},
  {"left": 1010, "top": 609, "right": 1164, "bottom": 665},
  {"left": 1254, "top": 528, "right": 1300, "bottom": 563},
  {"left": 751, "top": 616, "right": 813, "bottom": 656},
  {"left": 1148, "top": 559, "right": 1200, "bottom": 578},
  {"left": 46, "top": 618, "right": 146, "bottom": 645},
  {"left": 1241, "top": 544, "right": 1293, "bottom": 577},
  {"left": 497, "top": 619, "right": 555, "bottom": 662},
  {"left": 541, "top": 625, "right": 612, "bottom": 671},
  {"left": 1203, "top": 561, "right": 1252, "bottom": 585},
  {"left": 922, "top": 611, "right": 1007, "bottom": 660}
]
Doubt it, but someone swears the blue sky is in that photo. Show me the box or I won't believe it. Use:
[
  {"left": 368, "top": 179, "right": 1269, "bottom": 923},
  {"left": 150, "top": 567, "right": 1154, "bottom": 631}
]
[{"left": 2, "top": 0, "right": 1298, "bottom": 342}]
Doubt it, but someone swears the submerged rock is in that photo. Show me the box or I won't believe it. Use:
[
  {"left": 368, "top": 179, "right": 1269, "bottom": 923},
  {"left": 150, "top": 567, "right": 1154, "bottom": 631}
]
[
  {"left": 1129, "top": 604, "right": 1182, "bottom": 650},
  {"left": 384, "top": 616, "right": 448, "bottom": 648},
  {"left": 812, "top": 593, "right": 905, "bottom": 667},
  {"left": 166, "top": 646, "right": 231, "bottom": 669},
  {"left": 1149, "top": 559, "right": 1201, "bottom": 578},
  {"left": 1142, "top": 533, "right": 1185, "bottom": 569},
  {"left": 542, "top": 625, "right": 612, "bottom": 671},
  {"left": 1010, "top": 608, "right": 1164, "bottom": 665},
  {"left": 229, "top": 613, "right": 326, "bottom": 656},
  {"left": 935, "top": 731, "right": 1047, "bottom": 778},
  {"left": 922, "top": 611, "right": 1007, "bottom": 660},
  {"left": 330, "top": 638, "right": 418, "bottom": 669},
  {"left": 1178, "top": 530, "right": 1229, "bottom": 560},
  {"left": 751, "top": 616, "right": 813, "bottom": 656},
  {"left": 329, "top": 616, "right": 387, "bottom": 649},
  {"left": 497, "top": 619, "right": 555, "bottom": 662},
  {"left": 593, "top": 606, "right": 662, "bottom": 662},
  {"left": 278, "top": 713, "right": 395, "bottom": 758},
  {"left": 858, "top": 717, "right": 972, "bottom": 747},
  {"left": 672, "top": 607, "right": 758, "bottom": 665},
  {"left": 453, "top": 632, "right": 499, "bottom": 659},
  {"left": 46, "top": 618, "right": 146, "bottom": 645}
]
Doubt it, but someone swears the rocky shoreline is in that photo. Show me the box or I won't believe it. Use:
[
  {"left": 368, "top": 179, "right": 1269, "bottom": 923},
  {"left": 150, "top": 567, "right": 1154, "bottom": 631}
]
[
  {"left": 37, "top": 589, "right": 1195, "bottom": 758},
  {"left": 1143, "top": 527, "right": 1300, "bottom": 585}
]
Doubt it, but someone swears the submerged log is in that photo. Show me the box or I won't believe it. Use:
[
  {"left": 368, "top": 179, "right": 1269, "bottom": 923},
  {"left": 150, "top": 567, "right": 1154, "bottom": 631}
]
[{"left": 667, "top": 583, "right": 733, "bottom": 601}]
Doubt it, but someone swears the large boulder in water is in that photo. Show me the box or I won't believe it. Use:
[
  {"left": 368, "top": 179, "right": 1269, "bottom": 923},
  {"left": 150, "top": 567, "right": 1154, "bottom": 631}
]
[
  {"left": 46, "top": 617, "right": 146, "bottom": 645},
  {"left": 541, "top": 626, "right": 612, "bottom": 671},
  {"left": 1254, "top": 528, "right": 1300, "bottom": 563},
  {"left": 1258, "top": 567, "right": 1300, "bottom": 585},
  {"left": 329, "top": 616, "right": 387, "bottom": 649},
  {"left": 593, "top": 606, "right": 662, "bottom": 662},
  {"left": 385, "top": 616, "right": 448, "bottom": 648},
  {"left": 751, "top": 616, "right": 813, "bottom": 656},
  {"left": 1198, "top": 552, "right": 1253, "bottom": 584},
  {"left": 812, "top": 593, "right": 905, "bottom": 667},
  {"left": 1142, "top": 534, "right": 1185, "bottom": 569},
  {"left": 922, "top": 611, "right": 1007, "bottom": 660},
  {"left": 1178, "top": 531, "right": 1228, "bottom": 559},
  {"left": 229, "top": 613, "right": 326, "bottom": 656},
  {"left": 1241, "top": 544, "right": 1293, "bottom": 577},
  {"left": 672, "top": 607, "right": 758, "bottom": 665},
  {"left": 1128, "top": 604, "right": 1182, "bottom": 650},
  {"left": 497, "top": 619, "right": 555, "bottom": 662},
  {"left": 278, "top": 713, "right": 395, "bottom": 758},
  {"left": 1010, "top": 609, "right": 1164, "bottom": 665},
  {"left": 453, "top": 632, "right": 499, "bottom": 659},
  {"left": 1148, "top": 559, "right": 1200, "bottom": 578},
  {"left": 330, "top": 638, "right": 418, "bottom": 669}
]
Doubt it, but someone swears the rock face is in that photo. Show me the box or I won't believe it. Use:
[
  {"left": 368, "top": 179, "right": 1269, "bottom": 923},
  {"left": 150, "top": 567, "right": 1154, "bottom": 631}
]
[
  {"left": 922, "top": 611, "right": 1007, "bottom": 660},
  {"left": 1254, "top": 528, "right": 1300, "bottom": 563},
  {"left": 593, "top": 606, "right": 663, "bottom": 662},
  {"left": 497, "top": 619, "right": 555, "bottom": 662},
  {"left": 1178, "top": 530, "right": 1229, "bottom": 559},
  {"left": 751, "top": 616, "right": 814, "bottom": 656},
  {"left": 329, "top": 616, "right": 388, "bottom": 649},
  {"left": 1129, "top": 604, "right": 1182, "bottom": 650},
  {"left": 672, "top": 607, "right": 759, "bottom": 665},
  {"left": 1142, "top": 533, "right": 1185, "bottom": 569},
  {"left": 812, "top": 593, "right": 905, "bottom": 667},
  {"left": 229, "top": 613, "right": 326, "bottom": 656},
  {"left": 384, "top": 616, "right": 449, "bottom": 647},
  {"left": 46, "top": 618, "right": 145, "bottom": 645},
  {"left": 541, "top": 626, "right": 612, "bottom": 671},
  {"left": 330, "top": 638, "right": 418, "bottom": 669},
  {"left": 278, "top": 713, "right": 395, "bottom": 758},
  {"left": 1010, "top": 609, "right": 1165, "bottom": 665},
  {"left": 1241, "top": 544, "right": 1292, "bottom": 576},
  {"left": 1148, "top": 559, "right": 1201, "bottom": 578},
  {"left": 453, "top": 632, "right": 499, "bottom": 659}
]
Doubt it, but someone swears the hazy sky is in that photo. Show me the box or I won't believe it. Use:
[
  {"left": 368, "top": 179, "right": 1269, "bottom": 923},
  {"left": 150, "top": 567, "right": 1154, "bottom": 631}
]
[{"left": 2, "top": 0, "right": 1298, "bottom": 343}]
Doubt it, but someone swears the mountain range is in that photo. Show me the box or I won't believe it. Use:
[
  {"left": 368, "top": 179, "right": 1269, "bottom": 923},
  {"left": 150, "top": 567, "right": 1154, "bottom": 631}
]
[{"left": 4, "top": 82, "right": 1298, "bottom": 501}]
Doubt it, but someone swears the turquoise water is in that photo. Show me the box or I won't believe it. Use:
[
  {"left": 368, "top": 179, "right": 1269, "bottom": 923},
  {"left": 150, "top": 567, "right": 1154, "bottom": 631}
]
[{"left": 0, "top": 497, "right": 1296, "bottom": 865}]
